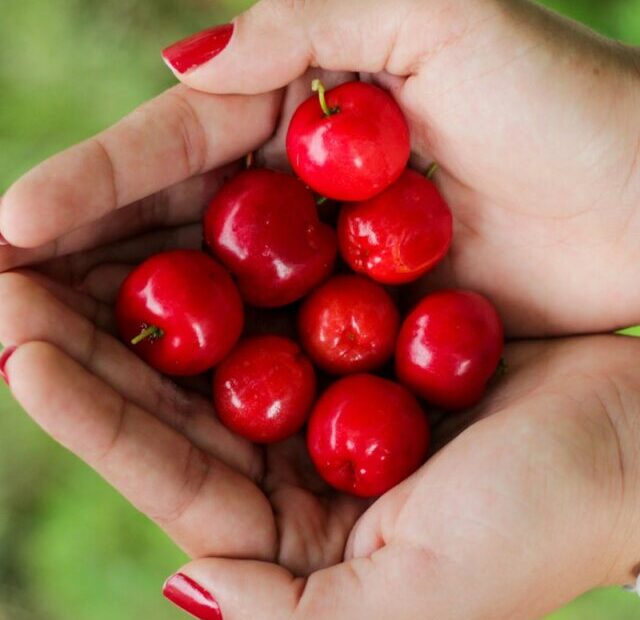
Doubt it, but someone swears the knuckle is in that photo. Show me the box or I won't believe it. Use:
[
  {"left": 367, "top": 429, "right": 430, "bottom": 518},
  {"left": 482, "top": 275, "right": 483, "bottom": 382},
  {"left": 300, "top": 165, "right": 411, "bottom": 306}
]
[{"left": 164, "top": 91, "right": 208, "bottom": 178}]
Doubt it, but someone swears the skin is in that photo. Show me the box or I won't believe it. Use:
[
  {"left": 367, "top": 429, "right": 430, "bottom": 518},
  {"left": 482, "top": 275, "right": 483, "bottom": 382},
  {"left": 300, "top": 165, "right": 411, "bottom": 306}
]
[{"left": 1, "top": 0, "right": 640, "bottom": 618}]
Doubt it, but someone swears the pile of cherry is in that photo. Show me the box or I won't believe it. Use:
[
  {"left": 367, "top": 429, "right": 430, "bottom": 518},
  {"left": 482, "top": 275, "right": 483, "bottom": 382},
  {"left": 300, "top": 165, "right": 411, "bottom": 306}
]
[{"left": 116, "top": 80, "right": 504, "bottom": 498}]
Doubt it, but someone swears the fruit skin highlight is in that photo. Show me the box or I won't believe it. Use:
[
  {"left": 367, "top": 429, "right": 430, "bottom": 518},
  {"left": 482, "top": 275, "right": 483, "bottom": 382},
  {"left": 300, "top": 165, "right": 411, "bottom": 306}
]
[
  {"left": 307, "top": 374, "right": 430, "bottom": 498},
  {"left": 116, "top": 250, "right": 244, "bottom": 376},
  {"left": 396, "top": 290, "right": 504, "bottom": 411},
  {"left": 298, "top": 275, "right": 400, "bottom": 375},
  {"left": 204, "top": 168, "right": 337, "bottom": 307},
  {"left": 214, "top": 335, "right": 316, "bottom": 444},
  {"left": 338, "top": 169, "right": 453, "bottom": 284},
  {"left": 286, "top": 80, "right": 410, "bottom": 202}
]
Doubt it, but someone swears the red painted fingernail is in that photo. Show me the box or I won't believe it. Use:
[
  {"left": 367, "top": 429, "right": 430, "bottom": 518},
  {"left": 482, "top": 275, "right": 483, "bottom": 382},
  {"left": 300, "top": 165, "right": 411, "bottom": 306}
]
[
  {"left": 162, "top": 23, "right": 234, "bottom": 74},
  {"left": 163, "top": 573, "right": 222, "bottom": 620},
  {"left": 0, "top": 347, "right": 17, "bottom": 386}
]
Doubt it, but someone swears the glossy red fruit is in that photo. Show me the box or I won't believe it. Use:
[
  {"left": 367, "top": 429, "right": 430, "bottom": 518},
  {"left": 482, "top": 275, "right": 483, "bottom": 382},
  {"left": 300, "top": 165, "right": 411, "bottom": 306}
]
[
  {"left": 307, "top": 374, "right": 429, "bottom": 497},
  {"left": 116, "top": 250, "right": 244, "bottom": 376},
  {"left": 204, "top": 169, "right": 337, "bottom": 307},
  {"left": 338, "top": 169, "right": 453, "bottom": 284},
  {"left": 396, "top": 290, "right": 504, "bottom": 410},
  {"left": 286, "top": 80, "right": 410, "bottom": 202},
  {"left": 214, "top": 335, "right": 316, "bottom": 443},
  {"left": 298, "top": 275, "right": 400, "bottom": 375}
]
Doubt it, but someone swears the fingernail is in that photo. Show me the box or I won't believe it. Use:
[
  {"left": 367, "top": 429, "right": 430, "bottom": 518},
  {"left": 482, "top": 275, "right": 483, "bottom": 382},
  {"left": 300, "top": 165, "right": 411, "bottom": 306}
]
[
  {"left": 0, "top": 346, "right": 17, "bottom": 386},
  {"left": 162, "top": 23, "right": 234, "bottom": 74},
  {"left": 163, "top": 573, "right": 222, "bottom": 620}
]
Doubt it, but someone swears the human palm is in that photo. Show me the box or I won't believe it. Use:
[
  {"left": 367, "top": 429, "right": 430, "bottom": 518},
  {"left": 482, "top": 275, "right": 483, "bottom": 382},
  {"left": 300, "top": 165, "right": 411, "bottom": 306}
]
[{"left": 2, "top": 0, "right": 640, "bottom": 618}]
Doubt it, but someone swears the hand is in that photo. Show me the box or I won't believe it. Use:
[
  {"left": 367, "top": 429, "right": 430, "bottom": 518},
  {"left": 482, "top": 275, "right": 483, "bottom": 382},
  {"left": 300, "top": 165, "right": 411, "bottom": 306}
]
[
  {"left": 2, "top": 277, "right": 640, "bottom": 618},
  {"left": 4, "top": 0, "right": 640, "bottom": 337},
  {"left": 1, "top": 0, "right": 640, "bottom": 618}
]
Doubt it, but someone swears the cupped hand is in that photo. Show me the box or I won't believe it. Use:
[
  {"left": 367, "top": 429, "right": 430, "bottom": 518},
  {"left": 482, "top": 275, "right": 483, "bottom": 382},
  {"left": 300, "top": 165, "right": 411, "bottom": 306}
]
[
  {"left": 4, "top": 0, "right": 640, "bottom": 336},
  {"left": 2, "top": 0, "right": 640, "bottom": 618},
  {"left": 2, "top": 270, "right": 640, "bottom": 619}
]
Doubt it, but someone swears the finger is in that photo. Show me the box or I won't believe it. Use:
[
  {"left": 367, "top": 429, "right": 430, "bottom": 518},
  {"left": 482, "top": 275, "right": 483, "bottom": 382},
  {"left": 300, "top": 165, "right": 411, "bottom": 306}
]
[
  {"left": 163, "top": 545, "right": 425, "bottom": 620},
  {"left": 4, "top": 342, "right": 276, "bottom": 560},
  {"left": 17, "top": 269, "right": 116, "bottom": 333},
  {"left": 1, "top": 85, "right": 280, "bottom": 247},
  {"left": 79, "top": 263, "right": 132, "bottom": 304},
  {"left": 38, "top": 222, "right": 202, "bottom": 285},
  {"left": 0, "top": 271, "right": 259, "bottom": 478},
  {"left": 163, "top": 0, "right": 424, "bottom": 94},
  {"left": 0, "top": 166, "right": 237, "bottom": 272}
]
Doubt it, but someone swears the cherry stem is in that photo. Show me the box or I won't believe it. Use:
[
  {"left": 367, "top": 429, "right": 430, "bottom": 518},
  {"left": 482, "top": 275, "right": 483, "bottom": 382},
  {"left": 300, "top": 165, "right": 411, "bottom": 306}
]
[
  {"left": 131, "top": 325, "right": 163, "bottom": 346},
  {"left": 426, "top": 162, "right": 439, "bottom": 179},
  {"left": 316, "top": 195, "right": 328, "bottom": 205},
  {"left": 312, "top": 79, "right": 338, "bottom": 117}
]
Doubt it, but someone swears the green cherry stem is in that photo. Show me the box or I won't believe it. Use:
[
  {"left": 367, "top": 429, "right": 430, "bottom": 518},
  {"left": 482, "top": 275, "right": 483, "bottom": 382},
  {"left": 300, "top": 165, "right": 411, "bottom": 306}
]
[
  {"left": 426, "top": 162, "right": 439, "bottom": 180},
  {"left": 131, "top": 325, "right": 164, "bottom": 346},
  {"left": 312, "top": 79, "right": 338, "bottom": 117},
  {"left": 316, "top": 195, "right": 328, "bottom": 205}
]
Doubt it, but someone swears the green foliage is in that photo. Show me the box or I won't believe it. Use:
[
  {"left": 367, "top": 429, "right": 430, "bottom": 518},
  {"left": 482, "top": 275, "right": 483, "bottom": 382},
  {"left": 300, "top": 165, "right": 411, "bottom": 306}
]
[{"left": 1, "top": 1, "right": 639, "bottom": 618}]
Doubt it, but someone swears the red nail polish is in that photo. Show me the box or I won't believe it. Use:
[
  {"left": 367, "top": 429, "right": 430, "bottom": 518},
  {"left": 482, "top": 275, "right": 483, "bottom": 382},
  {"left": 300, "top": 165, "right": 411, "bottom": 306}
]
[
  {"left": 0, "top": 346, "right": 17, "bottom": 386},
  {"left": 163, "top": 573, "right": 222, "bottom": 620},
  {"left": 162, "top": 23, "right": 234, "bottom": 74}
]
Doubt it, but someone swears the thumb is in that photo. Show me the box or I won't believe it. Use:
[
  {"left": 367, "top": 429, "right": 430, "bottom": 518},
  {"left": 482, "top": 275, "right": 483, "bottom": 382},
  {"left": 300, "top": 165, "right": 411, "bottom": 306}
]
[
  {"left": 161, "top": 0, "right": 433, "bottom": 94},
  {"left": 162, "top": 546, "right": 440, "bottom": 620}
]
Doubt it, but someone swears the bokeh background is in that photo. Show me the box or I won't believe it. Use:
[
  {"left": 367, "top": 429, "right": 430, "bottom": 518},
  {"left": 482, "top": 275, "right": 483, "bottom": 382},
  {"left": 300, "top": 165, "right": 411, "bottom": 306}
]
[{"left": 1, "top": 0, "right": 640, "bottom": 618}]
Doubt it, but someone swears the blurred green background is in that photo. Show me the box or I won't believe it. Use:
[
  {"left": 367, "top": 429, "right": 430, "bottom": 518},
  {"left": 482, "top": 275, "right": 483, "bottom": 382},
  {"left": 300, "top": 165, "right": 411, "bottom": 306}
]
[{"left": 1, "top": 0, "right": 640, "bottom": 618}]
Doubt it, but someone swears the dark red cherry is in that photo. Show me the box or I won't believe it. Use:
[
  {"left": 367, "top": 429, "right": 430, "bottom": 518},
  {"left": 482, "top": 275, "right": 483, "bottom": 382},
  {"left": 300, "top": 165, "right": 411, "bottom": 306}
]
[
  {"left": 204, "top": 169, "right": 337, "bottom": 307},
  {"left": 396, "top": 290, "right": 504, "bottom": 410},
  {"left": 338, "top": 169, "right": 453, "bottom": 284},
  {"left": 307, "top": 374, "right": 430, "bottom": 497},
  {"left": 286, "top": 80, "right": 410, "bottom": 202},
  {"left": 298, "top": 275, "right": 400, "bottom": 375},
  {"left": 214, "top": 335, "right": 316, "bottom": 443},
  {"left": 116, "top": 250, "right": 244, "bottom": 376}
]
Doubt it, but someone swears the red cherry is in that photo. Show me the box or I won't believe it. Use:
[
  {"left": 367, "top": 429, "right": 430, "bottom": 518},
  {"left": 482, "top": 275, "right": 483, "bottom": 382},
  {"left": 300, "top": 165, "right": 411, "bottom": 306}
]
[
  {"left": 307, "top": 374, "right": 429, "bottom": 497},
  {"left": 338, "top": 169, "right": 453, "bottom": 284},
  {"left": 204, "top": 169, "right": 337, "bottom": 307},
  {"left": 116, "top": 250, "right": 244, "bottom": 376},
  {"left": 286, "top": 80, "right": 410, "bottom": 202},
  {"left": 396, "top": 290, "right": 504, "bottom": 410},
  {"left": 298, "top": 275, "right": 400, "bottom": 375},
  {"left": 213, "top": 335, "right": 316, "bottom": 444}
]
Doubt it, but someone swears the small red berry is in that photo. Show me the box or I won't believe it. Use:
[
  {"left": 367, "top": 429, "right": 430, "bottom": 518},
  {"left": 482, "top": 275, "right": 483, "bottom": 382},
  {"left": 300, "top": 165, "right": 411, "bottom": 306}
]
[
  {"left": 286, "top": 80, "right": 410, "bottom": 202},
  {"left": 307, "top": 374, "right": 430, "bottom": 497},
  {"left": 396, "top": 290, "right": 504, "bottom": 410},
  {"left": 298, "top": 275, "right": 400, "bottom": 375},
  {"left": 214, "top": 335, "right": 316, "bottom": 444},
  {"left": 116, "top": 250, "right": 244, "bottom": 376},
  {"left": 338, "top": 169, "right": 453, "bottom": 284},
  {"left": 204, "top": 169, "right": 337, "bottom": 307}
]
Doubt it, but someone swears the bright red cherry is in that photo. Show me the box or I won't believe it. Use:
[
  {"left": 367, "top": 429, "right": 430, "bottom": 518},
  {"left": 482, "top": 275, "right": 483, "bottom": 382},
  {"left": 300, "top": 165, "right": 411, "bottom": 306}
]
[
  {"left": 286, "top": 80, "right": 410, "bottom": 202},
  {"left": 307, "top": 374, "right": 430, "bottom": 497},
  {"left": 204, "top": 168, "right": 337, "bottom": 307},
  {"left": 396, "top": 290, "right": 504, "bottom": 411},
  {"left": 298, "top": 275, "right": 400, "bottom": 375},
  {"left": 338, "top": 169, "right": 453, "bottom": 284},
  {"left": 116, "top": 250, "right": 244, "bottom": 376},
  {"left": 213, "top": 335, "right": 316, "bottom": 444}
]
